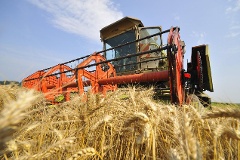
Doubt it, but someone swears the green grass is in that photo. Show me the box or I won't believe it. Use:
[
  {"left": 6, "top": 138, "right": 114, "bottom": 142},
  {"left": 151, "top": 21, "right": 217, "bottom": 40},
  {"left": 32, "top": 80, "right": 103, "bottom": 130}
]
[{"left": 212, "top": 102, "right": 240, "bottom": 108}]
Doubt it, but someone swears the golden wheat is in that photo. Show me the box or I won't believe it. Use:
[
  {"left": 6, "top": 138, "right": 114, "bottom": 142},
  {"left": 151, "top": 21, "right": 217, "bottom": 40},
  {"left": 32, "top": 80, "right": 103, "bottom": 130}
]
[
  {"left": 0, "top": 85, "right": 239, "bottom": 160},
  {"left": 68, "top": 147, "right": 101, "bottom": 160},
  {"left": 202, "top": 106, "right": 240, "bottom": 119}
]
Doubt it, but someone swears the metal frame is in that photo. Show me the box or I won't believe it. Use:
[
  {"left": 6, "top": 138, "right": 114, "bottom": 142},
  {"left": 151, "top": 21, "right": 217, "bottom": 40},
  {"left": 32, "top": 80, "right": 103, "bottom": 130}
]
[{"left": 22, "top": 26, "right": 210, "bottom": 105}]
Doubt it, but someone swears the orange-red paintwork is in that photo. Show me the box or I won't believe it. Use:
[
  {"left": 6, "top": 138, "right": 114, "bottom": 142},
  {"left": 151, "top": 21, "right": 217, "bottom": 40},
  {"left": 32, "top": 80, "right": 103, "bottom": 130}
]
[
  {"left": 22, "top": 53, "right": 117, "bottom": 103},
  {"left": 22, "top": 28, "right": 184, "bottom": 104}
]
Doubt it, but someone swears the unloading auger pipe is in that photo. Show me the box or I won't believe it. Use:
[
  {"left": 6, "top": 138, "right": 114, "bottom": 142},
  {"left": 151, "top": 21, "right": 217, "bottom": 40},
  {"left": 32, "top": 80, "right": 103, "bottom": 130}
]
[{"left": 98, "top": 70, "right": 169, "bottom": 85}]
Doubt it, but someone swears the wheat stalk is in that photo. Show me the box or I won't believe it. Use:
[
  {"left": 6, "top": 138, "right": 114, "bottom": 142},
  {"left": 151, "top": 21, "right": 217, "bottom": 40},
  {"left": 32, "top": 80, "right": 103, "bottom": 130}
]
[
  {"left": 0, "top": 90, "right": 39, "bottom": 154},
  {"left": 91, "top": 115, "right": 113, "bottom": 131},
  {"left": 214, "top": 125, "right": 240, "bottom": 140},
  {"left": 202, "top": 107, "right": 240, "bottom": 119},
  {"left": 68, "top": 147, "right": 102, "bottom": 160},
  {"left": 1, "top": 85, "right": 240, "bottom": 160},
  {"left": 30, "top": 137, "right": 75, "bottom": 159}
]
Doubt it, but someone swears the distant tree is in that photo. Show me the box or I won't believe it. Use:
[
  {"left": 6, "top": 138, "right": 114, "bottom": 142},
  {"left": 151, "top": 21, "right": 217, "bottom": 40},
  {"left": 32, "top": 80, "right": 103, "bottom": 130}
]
[{"left": 0, "top": 81, "right": 20, "bottom": 86}]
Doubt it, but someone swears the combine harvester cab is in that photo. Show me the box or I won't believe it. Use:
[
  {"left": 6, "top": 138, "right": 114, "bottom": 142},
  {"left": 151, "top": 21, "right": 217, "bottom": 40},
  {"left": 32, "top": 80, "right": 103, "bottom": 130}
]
[{"left": 22, "top": 17, "right": 213, "bottom": 106}]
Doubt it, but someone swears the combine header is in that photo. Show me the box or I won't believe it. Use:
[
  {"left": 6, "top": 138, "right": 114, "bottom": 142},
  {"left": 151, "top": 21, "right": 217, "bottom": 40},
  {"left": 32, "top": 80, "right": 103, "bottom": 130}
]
[{"left": 22, "top": 17, "right": 213, "bottom": 106}]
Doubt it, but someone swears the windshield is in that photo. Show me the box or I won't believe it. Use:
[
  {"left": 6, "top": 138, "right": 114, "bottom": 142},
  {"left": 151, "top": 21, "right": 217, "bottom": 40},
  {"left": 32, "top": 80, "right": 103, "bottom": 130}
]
[
  {"left": 139, "top": 28, "right": 162, "bottom": 52},
  {"left": 105, "top": 29, "right": 137, "bottom": 73}
]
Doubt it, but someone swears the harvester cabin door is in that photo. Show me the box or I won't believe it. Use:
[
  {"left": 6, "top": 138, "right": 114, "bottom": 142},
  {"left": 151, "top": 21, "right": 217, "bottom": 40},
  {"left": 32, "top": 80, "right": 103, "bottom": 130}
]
[{"left": 138, "top": 27, "right": 164, "bottom": 71}]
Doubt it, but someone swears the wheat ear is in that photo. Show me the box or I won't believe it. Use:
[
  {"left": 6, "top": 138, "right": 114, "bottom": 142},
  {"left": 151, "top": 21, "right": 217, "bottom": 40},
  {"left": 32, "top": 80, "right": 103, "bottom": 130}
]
[
  {"left": 214, "top": 125, "right": 240, "bottom": 140},
  {"left": 68, "top": 147, "right": 102, "bottom": 160},
  {"left": 202, "top": 107, "right": 240, "bottom": 119},
  {"left": 0, "top": 90, "right": 38, "bottom": 153},
  {"left": 31, "top": 137, "right": 75, "bottom": 159}
]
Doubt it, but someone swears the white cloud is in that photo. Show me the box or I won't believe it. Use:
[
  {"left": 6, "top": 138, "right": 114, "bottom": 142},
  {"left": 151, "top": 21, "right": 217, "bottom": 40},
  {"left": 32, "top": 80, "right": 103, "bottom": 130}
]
[
  {"left": 174, "top": 15, "right": 180, "bottom": 21},
  {"left": 172, "top": 13, "right": 180, "bottom": 21},
  {"left": 226, "top": 31, "right": 240, "bottom": 38},
  {"left": 225, "top": 0, "right": 240, "bottom": 13},
  {"left": 229, "top": 25, "right": 240, "bottom": 30},
  {"left": 226, "top": 22, "right": 240, "bottom": 38},
  {"left": 191, "top": 31, "right": 207, "bottom": 45},
  {"left": 228, "top": 20, "right": 240, "bottom": 37},
  {"left": 225, "top": 0, "right": 240, "bottom": 38},
  {"left": 28, "top": 0, "right": 123, "bottom": 41}
]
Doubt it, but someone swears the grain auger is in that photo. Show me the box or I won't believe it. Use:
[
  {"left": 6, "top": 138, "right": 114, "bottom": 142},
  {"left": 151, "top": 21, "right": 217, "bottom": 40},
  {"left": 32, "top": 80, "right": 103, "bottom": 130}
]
[{"left": 22, "top": 17, "right": 213, "bottom": 106}]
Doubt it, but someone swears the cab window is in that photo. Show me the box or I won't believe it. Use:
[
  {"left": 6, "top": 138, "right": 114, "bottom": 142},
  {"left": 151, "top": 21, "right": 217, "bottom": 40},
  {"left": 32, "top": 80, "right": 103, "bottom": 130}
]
[
  {"left": 139, "top": 27, "right": 162, "bottom": 52},
  {"left": 104, "top": 30, "right": 137, "bottom": 72}
]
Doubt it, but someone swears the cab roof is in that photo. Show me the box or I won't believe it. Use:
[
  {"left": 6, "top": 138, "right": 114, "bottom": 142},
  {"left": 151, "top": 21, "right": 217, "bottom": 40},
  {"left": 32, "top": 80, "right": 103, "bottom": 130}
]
[{"left": 100, "top": 17, "right": 144, "bottom": 41}]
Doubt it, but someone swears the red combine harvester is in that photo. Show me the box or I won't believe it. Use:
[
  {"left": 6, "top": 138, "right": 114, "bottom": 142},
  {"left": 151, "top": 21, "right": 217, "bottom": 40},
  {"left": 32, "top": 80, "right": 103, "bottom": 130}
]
[{"left": 22, "top": 17, "right": 213, "bottom": 106}]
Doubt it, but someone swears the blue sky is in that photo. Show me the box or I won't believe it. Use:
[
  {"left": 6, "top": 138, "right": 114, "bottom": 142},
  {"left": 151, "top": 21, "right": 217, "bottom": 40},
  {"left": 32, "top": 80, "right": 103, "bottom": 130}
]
[{"left": 0, "top": 0, "right": 240, "bottom": 103}]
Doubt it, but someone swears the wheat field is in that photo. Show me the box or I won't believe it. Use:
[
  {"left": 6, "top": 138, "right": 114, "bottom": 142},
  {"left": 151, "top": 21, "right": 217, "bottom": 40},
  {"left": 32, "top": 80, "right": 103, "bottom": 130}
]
[{"left": 0, "top": 84, "right": 239, "bottom": 160}]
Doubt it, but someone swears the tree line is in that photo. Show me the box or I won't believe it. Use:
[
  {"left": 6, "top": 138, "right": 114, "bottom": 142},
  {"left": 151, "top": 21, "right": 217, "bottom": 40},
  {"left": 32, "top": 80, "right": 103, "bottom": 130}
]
[{"left": 0, "top": 81, "right": 21, "bottom": 86}]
